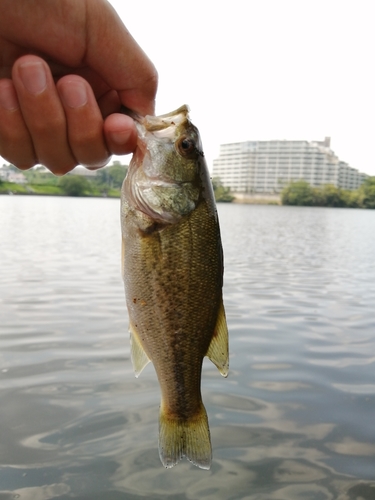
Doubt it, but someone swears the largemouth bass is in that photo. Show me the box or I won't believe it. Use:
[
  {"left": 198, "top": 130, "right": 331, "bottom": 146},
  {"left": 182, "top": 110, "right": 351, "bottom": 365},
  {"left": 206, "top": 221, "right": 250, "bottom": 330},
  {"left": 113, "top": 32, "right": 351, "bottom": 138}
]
[{"left": 120, "top": 105, "right": 228, "bottom": 469}]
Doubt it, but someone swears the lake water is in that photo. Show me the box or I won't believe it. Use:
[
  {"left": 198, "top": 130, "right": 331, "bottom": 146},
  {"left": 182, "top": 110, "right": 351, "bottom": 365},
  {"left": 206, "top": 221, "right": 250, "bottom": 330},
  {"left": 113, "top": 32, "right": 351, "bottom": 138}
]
[{"left": 1, "top": 196, "right": 375, "bottom": 500}]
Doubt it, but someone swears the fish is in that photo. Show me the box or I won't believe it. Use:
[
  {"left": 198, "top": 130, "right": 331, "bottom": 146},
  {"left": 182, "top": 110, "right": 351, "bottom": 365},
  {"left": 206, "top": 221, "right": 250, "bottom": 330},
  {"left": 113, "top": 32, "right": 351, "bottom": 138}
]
[{"left": 120, "top": 105, "right": 228, "bottom": 469}]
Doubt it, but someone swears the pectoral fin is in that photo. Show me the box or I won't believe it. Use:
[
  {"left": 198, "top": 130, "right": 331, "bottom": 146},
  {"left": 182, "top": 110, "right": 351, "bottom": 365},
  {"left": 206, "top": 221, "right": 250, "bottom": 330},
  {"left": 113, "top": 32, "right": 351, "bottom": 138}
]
[
  {"left": 206, "top": 299, "right": 229, "bottom": 377},
  {"left": 129, "top": 322, "right": 150, "bottom": 378}
]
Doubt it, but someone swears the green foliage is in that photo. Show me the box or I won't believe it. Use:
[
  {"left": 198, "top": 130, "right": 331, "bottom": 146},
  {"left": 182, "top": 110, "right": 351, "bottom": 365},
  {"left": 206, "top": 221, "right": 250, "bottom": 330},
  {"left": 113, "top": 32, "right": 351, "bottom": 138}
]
[
  {"left": 281, "top": 178, "right": 375, "bottom": 209},
  {"left": 1, "top": 162, "right": 128, "bottom": 198},
  {"left": 281, "top": 180, "right": 315, "bottom": 206},
  {"left": 30, "top": 184, "right": 64, "bottom": 195},
  {"left": 96, "top": 163, "right": 128, "bottom": 191},
  {"left": 23, "top": 162, "right": 128, "bottom": 197},
  {"left": 0, "top": 182, "right": 29, "bottom": 194},
  {"left": 357, "top": 177, "right": 375, "bottom": 208},
  {"left": 316, "top": 184, "right": 348, "bottom": 207},
  {"left": 23, "top": 167, "right": 60, "bottom": 186},
  {"left": 58, "top": 175, "right": 91, "bottom": 196},
  {"left": 212, "top": 177, "right": 234, "bottom": 202}
]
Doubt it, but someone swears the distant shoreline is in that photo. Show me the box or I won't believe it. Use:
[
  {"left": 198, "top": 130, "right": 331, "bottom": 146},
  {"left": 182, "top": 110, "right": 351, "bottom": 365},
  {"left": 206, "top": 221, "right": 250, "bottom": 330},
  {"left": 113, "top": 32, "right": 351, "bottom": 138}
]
[
  {"left": 1, "top": 189, "right": 280, "bottom": 205},
  {"left": 0, "top": 190, "right": 120, "bottom": 199},
  {"left": 233, "top": 193, "right": 281, "bottom": 205},
  {"left": 0, "top": 182, "right": 121, "bottom": 198}
]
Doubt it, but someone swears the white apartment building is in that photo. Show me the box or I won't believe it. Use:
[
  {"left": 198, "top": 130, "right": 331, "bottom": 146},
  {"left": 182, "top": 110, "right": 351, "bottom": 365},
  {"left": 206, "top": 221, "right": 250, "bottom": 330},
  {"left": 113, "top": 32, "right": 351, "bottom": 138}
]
[{"left": 212, "top": 137, "right": 367, "bottom": 193}]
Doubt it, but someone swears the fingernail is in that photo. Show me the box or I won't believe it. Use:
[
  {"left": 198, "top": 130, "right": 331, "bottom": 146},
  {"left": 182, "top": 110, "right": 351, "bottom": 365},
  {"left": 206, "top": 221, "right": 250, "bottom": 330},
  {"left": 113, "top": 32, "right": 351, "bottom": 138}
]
[
  {"left": 59, "top": 80, "right": 88, "bottom": 108},
  {"left": 110, "top": 129, "right": 132, "bottom": 145},
  {"left": 19, "top": 61, "right": 47, "bottom": 95},
  {"left": 0, "top": 81, "right": 19, "bottom": 110}
]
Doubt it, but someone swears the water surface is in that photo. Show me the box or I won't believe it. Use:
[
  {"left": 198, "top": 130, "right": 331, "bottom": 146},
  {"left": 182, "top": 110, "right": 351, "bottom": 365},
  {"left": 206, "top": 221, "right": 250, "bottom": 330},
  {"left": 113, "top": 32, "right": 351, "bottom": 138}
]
[{"left": 1, "top": 196, "right": 375, "bottom": 499}]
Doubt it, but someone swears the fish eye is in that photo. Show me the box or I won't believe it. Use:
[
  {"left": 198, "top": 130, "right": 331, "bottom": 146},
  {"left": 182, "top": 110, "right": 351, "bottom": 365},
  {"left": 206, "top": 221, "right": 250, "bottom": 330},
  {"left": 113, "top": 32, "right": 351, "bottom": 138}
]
[
  {"left": 177, "top": 136, "right": 196, "bottom": 157},
  {"left": 181, "top": 139, "right": 191, "bottom": 150}
]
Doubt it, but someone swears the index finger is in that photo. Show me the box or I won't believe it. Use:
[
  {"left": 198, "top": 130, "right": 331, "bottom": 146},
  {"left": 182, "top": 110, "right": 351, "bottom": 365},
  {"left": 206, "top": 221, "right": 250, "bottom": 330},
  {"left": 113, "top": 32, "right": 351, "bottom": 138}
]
[
  {"left": 84, "top": 2, "right": 158, "bottom": 115},
  {"left": 0, "top": 0, "right": 158, "bottom": 116}
]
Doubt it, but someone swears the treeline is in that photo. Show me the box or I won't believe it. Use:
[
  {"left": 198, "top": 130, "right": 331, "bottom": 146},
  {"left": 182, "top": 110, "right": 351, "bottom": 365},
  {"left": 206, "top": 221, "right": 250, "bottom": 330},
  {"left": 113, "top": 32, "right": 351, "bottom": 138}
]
[
  {"left": 24, "top": 163, "right": 128, "bottom": 197},
  {"left": 56, "top": 171, "right": 234, "bottom": 201},
  {"left": 2, "top": 163, "right": 235, "bottom": 202},
  {"left": 281, "top": 178, "right": 375, "bottom": 208},
  {"left": 212, "top": 177, "right": 234, "bottom": 202}
]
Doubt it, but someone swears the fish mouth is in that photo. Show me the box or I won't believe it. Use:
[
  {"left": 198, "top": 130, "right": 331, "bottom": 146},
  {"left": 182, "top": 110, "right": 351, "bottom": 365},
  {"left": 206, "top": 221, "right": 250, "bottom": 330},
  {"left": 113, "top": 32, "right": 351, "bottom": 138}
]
[
  {"left": 121, "top": 104, "right": 192, "bottom": 157},
  {"left": 121, "top": 105, "right": 190, "bottom": 132}
]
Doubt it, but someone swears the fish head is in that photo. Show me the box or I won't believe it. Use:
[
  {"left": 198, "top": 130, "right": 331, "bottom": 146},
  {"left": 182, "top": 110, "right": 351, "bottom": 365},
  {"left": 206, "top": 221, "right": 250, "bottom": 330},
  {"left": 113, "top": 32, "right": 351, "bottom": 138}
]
[
  {"left": 123, "top": 105, "right": 209, "bottom": 225},
  {"left": 138, "top": 105, "right": 203, "bottom": 183}
]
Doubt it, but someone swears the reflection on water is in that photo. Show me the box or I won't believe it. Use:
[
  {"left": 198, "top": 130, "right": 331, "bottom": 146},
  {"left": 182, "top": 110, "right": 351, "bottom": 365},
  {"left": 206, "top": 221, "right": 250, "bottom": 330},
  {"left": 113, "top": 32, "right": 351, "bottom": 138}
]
[{"left": 1, "top": 197, "right": 375, "bottom": 499}]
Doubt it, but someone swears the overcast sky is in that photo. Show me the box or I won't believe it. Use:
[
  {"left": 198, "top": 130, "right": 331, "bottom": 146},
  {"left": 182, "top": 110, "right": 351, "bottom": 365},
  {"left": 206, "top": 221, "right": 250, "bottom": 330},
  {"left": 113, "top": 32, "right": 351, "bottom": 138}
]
[
  {"left": 1, "top": 1, "right": 373, "bottom": 177},
  {"left": 110, "top": 0, "right": 375, "bottom": 175}
]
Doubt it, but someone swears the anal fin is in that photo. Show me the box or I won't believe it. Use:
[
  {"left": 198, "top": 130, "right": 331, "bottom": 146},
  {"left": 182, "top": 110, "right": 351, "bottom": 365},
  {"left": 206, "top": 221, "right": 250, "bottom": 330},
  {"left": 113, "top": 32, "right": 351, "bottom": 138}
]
[
  {"left": 129, "top": 322, "right": 150, "bottom": 378},
  {"left": 206, "top": 299, "right": 229, "bottom": 377}
]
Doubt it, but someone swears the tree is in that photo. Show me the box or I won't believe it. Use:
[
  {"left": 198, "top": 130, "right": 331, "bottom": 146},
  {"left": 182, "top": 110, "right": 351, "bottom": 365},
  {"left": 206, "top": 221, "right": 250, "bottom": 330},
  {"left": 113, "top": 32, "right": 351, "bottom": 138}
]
[
  {"left": 281, "top": 180, "right": 315, "bottom": 206},
  {"left": 357, "top": 177, "right": 375, "bottom": 208},
  {"left": 96, "top": 163, "right": 128, "bottom": 190},
  {"left": 108, "top": 163, "right": 128, "bottom": 188},
  {"left": 58, "top": 175, "right": 91, "bottom": 196},
  {"left": 211, "top": 177, "right": 234, "bottom": 202},
  {"left": 340, "top": 188, "right": 361, "bottom": 208},
  {"left": 318, "top": 184, "right": 347, "bottom": 208}
]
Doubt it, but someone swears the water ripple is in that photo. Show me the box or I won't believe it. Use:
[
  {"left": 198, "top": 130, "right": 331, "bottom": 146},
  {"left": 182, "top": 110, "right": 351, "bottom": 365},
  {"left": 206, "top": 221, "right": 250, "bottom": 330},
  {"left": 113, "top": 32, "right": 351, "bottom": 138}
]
[{"left": 1, "top": 199, "right": 375, "bottom": 498}]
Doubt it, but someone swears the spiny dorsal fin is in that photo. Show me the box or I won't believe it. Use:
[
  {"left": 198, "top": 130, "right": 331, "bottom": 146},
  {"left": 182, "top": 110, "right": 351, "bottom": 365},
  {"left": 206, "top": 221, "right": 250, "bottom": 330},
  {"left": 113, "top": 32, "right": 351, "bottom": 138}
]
[
  {"left": 129, "top": 322, "right": 150, "bottom": 378},
  {"left": 206, "top": 299, "right": 229, "bottom": 377}
]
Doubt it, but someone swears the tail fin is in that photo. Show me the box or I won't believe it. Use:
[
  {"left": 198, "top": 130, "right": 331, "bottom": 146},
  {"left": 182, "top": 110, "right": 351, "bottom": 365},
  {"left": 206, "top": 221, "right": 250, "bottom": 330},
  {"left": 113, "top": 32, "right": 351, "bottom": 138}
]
[{"left": 158, "top": 402, "right": 212, "bottom": 469}]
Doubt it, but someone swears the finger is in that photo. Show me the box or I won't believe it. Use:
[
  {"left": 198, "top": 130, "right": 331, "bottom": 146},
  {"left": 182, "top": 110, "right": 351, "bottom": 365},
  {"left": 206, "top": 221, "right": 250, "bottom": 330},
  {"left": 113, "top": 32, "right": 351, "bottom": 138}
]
[
  {"left": 84, "top": 0, "right": 158, "bottom": 116},
  {"left": 57, "top": 75, "right": 110, "bottom": 168},
  {"left": 12, "top": 55, "right": 77, "bottom": 175},
  {"left": 103, "top": 113, "right": 138, "bottom": 156},
  {"left": 1, "top": 0, "right": 157, "bottom": 116},
  {"left": 0, "top": 78, "right": 37, "bottom": 169},
  {"left": 97, "top": 89, "right": 121, "bottom": 119}
]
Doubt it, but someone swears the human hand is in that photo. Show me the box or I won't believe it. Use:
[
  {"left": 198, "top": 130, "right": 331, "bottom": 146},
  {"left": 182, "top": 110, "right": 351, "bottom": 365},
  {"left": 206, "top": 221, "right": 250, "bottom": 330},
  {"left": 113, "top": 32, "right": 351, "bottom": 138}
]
[{"left": 0, "top": 0, "right": 157, "bottom": 174}]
